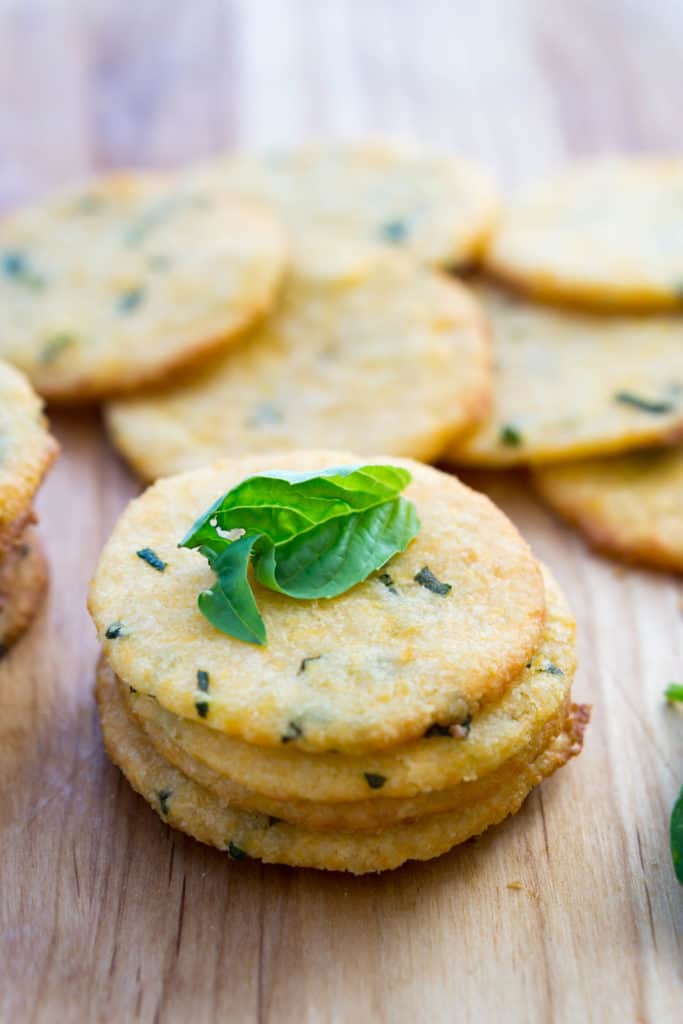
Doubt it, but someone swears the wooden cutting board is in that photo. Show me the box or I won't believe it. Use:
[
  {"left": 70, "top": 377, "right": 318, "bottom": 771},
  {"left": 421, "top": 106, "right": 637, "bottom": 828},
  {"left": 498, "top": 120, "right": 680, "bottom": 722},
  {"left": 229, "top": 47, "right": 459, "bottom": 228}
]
[{"left": 1, "top": 2, "right": 681, "bottom": 1021}]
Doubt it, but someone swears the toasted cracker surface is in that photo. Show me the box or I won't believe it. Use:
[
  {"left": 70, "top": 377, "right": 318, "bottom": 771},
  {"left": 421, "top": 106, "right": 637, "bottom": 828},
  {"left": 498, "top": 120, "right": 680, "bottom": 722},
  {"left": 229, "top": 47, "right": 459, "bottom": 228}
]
[
  {"left": 486, "top": 157, "right": 683, "bottom": 311},
  {"left": 0, "top": 360, "right": 58, "bottom": 531},
  {"left": 0, "top": 528, "right": 48, "bottom": 651},
  {"left": 208, "top": 141, "right": 499, "bottom": 268},
  {"left": 0, "top": 172, "right": 287, "bottom": 401},
  {"left": 106, "top": 236, "right": 491, "bottom": 480},
  {"left": 533, "top": 447, "right": 683, "bottom": 572},
  {"left": 447, "top": 283, "right": 683, "bottom": 467}
]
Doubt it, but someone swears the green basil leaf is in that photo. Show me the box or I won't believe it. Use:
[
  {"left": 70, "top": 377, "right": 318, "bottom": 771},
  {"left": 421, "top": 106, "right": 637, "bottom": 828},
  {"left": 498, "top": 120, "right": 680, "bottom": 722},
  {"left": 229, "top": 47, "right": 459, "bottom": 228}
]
[
  {"left": 197, "top": 534, "right": 266, "bottom": 645},
  {"left": 672, "top": 786, "right": 683, "bottom": 884},
  {"left": 182, "top": 464, "right": 419, "bottom": 644},
  {"left": 180, "top": 464, "right": 412, "bottom": 550},
  {"left": 254, "top": 497, "right": 419, "bottom": 599},
  {"left": 664, "top": 682, "right": 683, "bottom": 702}
]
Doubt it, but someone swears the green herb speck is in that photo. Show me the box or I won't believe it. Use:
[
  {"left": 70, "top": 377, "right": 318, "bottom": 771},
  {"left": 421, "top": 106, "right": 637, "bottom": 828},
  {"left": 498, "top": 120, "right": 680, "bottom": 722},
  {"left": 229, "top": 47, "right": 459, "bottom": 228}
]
[
  {"left": 74, "top": 194, "right": 104, "bottom": 214},
  {"left": 614, "top": 391, "right": 675, "bottom": 415},
  {"left": 245, "top": 403, "right": 283, "bottom": 429},
  {"left": 158, "top": 789, "right": 172, "bottom": 815},
  {"left": 117, "top": 287, "right": 145, "bottom": 313},
  {"left": 379, "top": 219, "right": 409, "bottom": 244},
  {"left": 364, "top": 772, "right": 387, "bottom": 790},
  {"left": 136, "top": 547, "right": 166, "bottom": 572},
  {"left": 378, "top": 572, "right": 398, "bottom": 594},
  {"left": 197, "top": 669, "right": 210, "bottom": 692},
  {"left": 298, "top": 655, "right": 322, "bottom": 674},
  {"left": 148, "top": 253, "right": 171, "bottom": 271},
  {"left": 105, "top": 621, "right": 125, "bottom": 639},
  {"left": 664, "top": 682, "right": 683, "bottom": 702},
  {"left": 39, "top": 333, "right": 75, "bottom": 364},
  {"left": 281, "top": 721, "right": 303, "bottom": 743},
  {"left": 414, "top": 566, "right": 451, "bottom": 596},
  {"left": 539, "top": 662, "right": 564, "bottom": 677},
  {"left": 3, "top": 250, "right": 27, "bottom": 276},
  {"left": 195, "top": 698, "right": 210, "bottom": 719},
  {"left": 500, "top": 424, "right": 523, "bottom": 447},
  {"left": 228, "top": 841, "right": 249, "bottom": 860},
  {"left": 2, "top": 249, "right": 45, "bottom": 289}
]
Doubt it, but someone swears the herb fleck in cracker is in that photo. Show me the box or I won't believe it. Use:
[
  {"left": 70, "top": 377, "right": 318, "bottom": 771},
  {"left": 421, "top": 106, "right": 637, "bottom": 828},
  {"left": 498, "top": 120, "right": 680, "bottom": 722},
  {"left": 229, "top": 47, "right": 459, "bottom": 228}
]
[
  {"left": 136, "top": 547, "right": 166, "bottom": 572},
  {"left": 414, "top": 566, "right": 451, "bottom": 596}
]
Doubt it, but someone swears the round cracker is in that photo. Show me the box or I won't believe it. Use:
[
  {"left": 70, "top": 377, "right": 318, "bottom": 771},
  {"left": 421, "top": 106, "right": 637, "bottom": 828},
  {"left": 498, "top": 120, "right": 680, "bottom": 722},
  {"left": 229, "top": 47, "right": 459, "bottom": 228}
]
[
  {"left": 533, "top": 448, "right": 683, "bottom": 572},
  {"left": 0, "top": 360, "right": 58, "bottom": 532},
  {"left": 486, "top": 158, "right": 683, "bottom": 311},
  {"left": 446, "top": 283, "right": 683, "bottom": 467},
  {"left": 105, "top": 237, "right": 491, "bottom": 481},
  {"left": 0, "top": 529, "right": 48, "bottom": 652},
  {"left": 88, "top": 451, "right": 546, "bottom": 754},
  {"left": 208, "top": 141, "right": 499, "bottom": 268},
  {"left": 122, "top": 565, "right": 572, "bottom": 805},
  {"left": 96, "top": 663, "right": 588, "bottom": 873},
  {"left": 0, "top": 172, "right": 287, "bottom": 402}
]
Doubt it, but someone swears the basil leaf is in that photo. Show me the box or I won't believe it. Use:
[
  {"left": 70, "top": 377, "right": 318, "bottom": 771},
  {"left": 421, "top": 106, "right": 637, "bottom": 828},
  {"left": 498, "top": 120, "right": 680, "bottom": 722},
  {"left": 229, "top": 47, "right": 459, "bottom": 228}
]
[
  {"left": 182, "top": 464, "right": 419, "bottom": 644},
  {"left": 664, "top": 682, "right": 683, "bottom": 702},
  {"left": 672, "top": 786, "right": 683, "bottom": 884},
  {"left": 254, "top": 497, "right": 419, "bottom": 599},
  {"left": 180, "top": 464, "right": 412, "bottom": 550},
  {"left": 197, "top": 534, "right": 266, "bottom": 645}
]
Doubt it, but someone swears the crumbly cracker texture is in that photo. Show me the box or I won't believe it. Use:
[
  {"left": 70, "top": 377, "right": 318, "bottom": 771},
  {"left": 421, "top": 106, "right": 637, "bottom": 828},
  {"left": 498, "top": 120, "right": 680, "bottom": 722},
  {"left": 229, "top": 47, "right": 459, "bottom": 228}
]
[
  {"left": 486, "top": 158, "right": 683, "bottom": 311},
  {"left": 106, "top": 237, "right": 491, "bottom": 480},
  {"left": 447, "top": 283, "right": 683, "bottom": 467},
  {"left": 0, "top": 172, "right": 287, "bottom": 401}
]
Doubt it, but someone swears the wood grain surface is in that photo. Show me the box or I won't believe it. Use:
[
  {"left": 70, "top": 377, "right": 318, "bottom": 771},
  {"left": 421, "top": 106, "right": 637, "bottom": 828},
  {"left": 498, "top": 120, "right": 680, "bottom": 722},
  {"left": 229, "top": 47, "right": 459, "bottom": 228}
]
[{"left": 1, "top": 1, "right": 682, "bottom": 1021}]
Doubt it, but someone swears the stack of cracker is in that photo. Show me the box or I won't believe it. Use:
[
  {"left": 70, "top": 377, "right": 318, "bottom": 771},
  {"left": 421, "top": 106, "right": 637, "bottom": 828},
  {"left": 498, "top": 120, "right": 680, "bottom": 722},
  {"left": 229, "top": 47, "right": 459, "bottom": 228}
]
[
  {"left": 89, "top": 452, "right": 588, "bottom": 873},
  {"left": 0, "top": 361, "right": 57, "bottom": 655}
]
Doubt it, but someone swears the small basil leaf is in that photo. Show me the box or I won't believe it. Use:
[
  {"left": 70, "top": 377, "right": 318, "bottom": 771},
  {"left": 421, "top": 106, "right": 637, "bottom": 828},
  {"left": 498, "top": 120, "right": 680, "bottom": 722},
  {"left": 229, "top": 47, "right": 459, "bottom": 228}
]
[
  {"left": 672, "top": 786, "right": 683, "bottom": 884},
  {"left": 664, "top": 682, "right": 683, "bottom": 702},
  {"left": 198, "top": 534, "right": 266, "bottom": 645},
  {"left": 182, "top": 465, "right": 419, "bottom": 644}
]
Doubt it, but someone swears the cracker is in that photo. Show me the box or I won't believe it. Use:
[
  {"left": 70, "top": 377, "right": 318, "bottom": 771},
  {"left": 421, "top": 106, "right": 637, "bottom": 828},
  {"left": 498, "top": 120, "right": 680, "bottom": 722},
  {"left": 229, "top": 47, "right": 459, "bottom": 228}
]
[
  {"left": 209, "top": 141, "right": 499, "bottom": 268},
  {"left": 105, "top": 237, "right": 491, "bottom": 480},
  {"left": 486, "top": 157, "right": 683, "bottom": 311},
  {"left": 0, "top": 172, "right": 287, "bottom": 401},
  {"left": 447, "top": 283, "right": 683, "bottom": 467},
  {"left": 122, "top": 565, "right": 572, "bottom": 805},
  {"left": 88, "top": 452, "right": 545, "bottom": 754},
  {"left": 0, "top": 529, "right": 48, "bottom": 652},
  {"left": 533, "top": 448, "right": 683, "bottom": 572},
  {"left": 0, "top": 361, "right": 58, "bottom": 532},
  {"left": 97, "top": 662, "right": 588, "bottom": 873}
]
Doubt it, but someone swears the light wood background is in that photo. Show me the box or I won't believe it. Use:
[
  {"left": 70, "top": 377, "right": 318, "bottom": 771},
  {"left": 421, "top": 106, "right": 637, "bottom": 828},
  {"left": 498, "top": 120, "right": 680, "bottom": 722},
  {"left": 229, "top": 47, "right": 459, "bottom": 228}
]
[{"left": 1, "top": 1, "right": 682, "bottom": 1021}]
